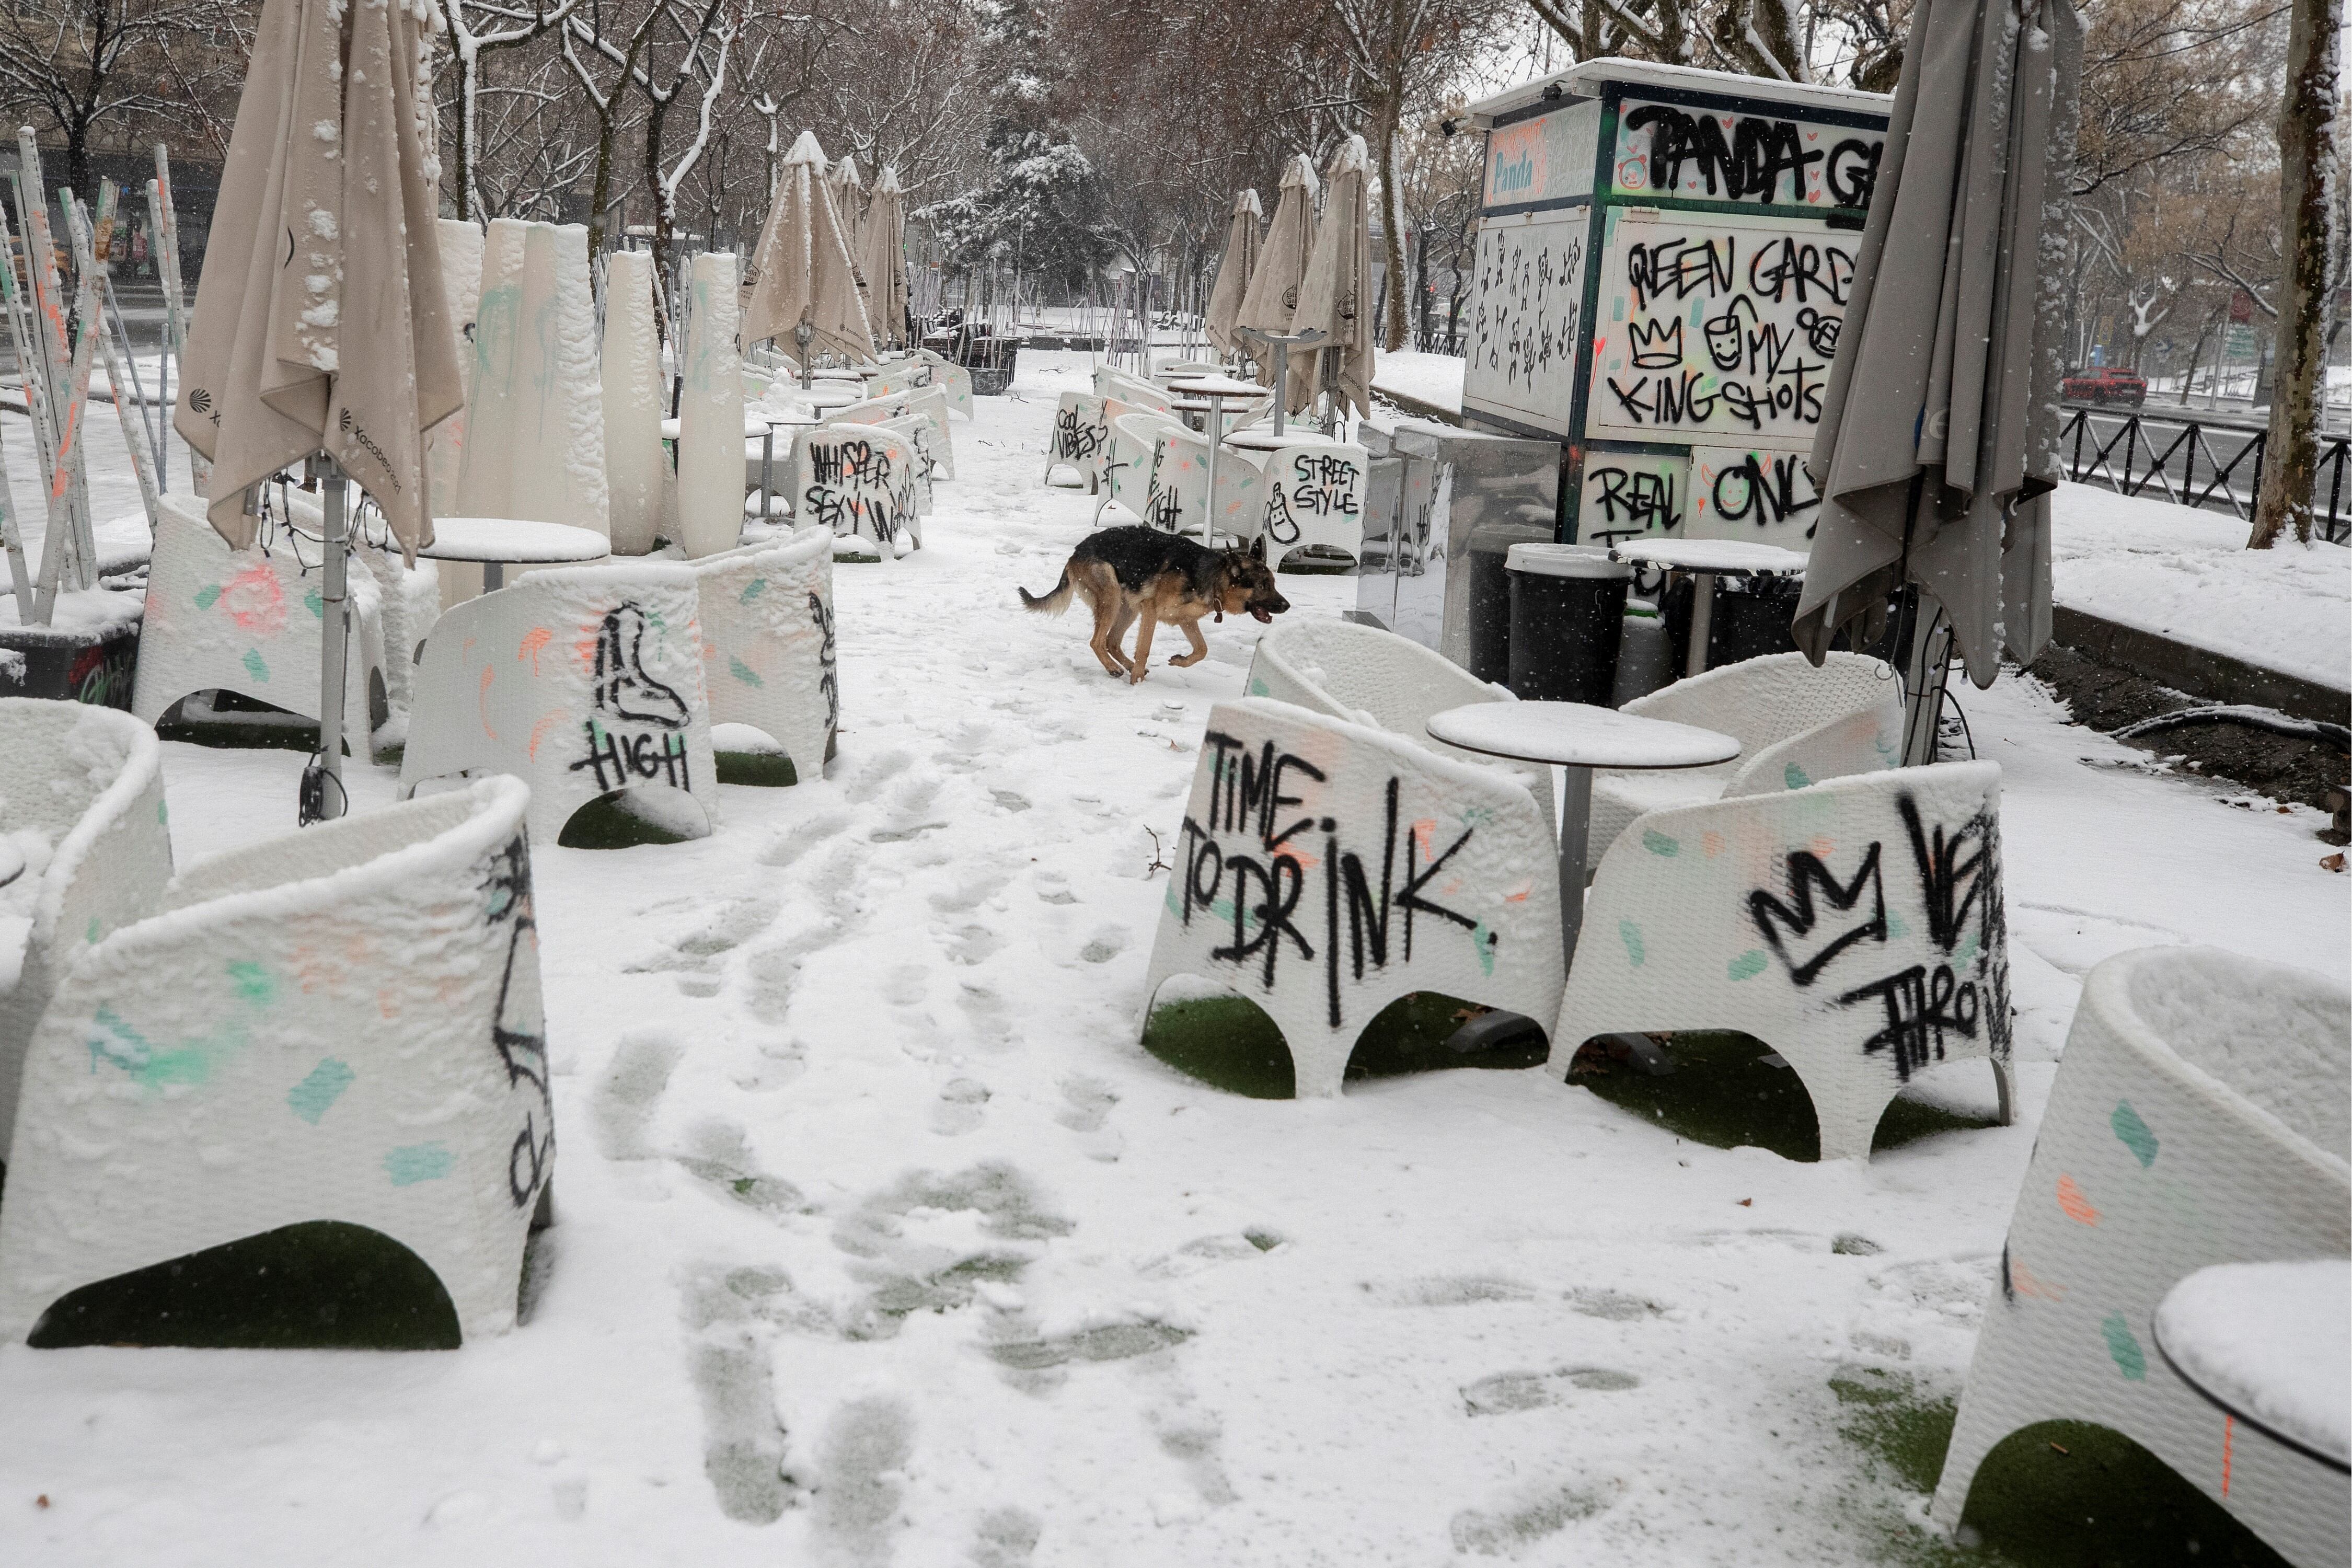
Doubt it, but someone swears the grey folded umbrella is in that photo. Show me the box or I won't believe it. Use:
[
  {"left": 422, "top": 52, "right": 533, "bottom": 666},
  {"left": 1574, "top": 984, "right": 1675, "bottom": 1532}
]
[
  {"left": 1236, "top": 154, "right": 1318, "bottom": 391},
  {"left": 1794, "top": 0, "right": 2083, "bottom": 718},
  {"left": 860, "top": 166, "right": 910, "bottom": 352},
  {"left": 1289, "top": 135, "right": 1373, "bottom": 419},
  {"left": 1204, "top": 189, "right": 1262, "bottom": 361}
]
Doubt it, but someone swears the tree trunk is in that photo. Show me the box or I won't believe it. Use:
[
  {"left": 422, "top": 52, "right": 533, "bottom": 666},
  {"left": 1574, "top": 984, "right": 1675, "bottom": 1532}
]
[
  {"left": 644, "top": 99, "right": 674, "bottom": 303},
  {"left": 2250, "top": 0, "right": 2339, "bottom": 547},
  {"left": 1376, "top": 91, "right": 1409, "bottom": 354},
  {"left": 584, "top": 107, "right": 622, "bottom": 287}
]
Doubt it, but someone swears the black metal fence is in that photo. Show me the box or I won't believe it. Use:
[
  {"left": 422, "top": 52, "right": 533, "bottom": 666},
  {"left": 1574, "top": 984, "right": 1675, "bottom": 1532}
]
[{"left": 2061, "top": 405, "right": 2351, "bottom": 545}]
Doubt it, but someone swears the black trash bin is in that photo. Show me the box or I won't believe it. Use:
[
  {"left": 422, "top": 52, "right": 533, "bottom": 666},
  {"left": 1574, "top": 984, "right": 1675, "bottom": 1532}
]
[{"left": 1505, "top": 544, "right": 1631, "bottom": 704}]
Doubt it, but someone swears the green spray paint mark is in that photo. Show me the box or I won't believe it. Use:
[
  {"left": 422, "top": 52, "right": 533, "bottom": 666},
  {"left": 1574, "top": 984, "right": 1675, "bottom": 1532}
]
[
  {"left": 739, "top": 578, "right": 769, "bottom": 603},
  {"left": 304, "top": 587, "right": 323, "bottom": 620},
  {"left": 1248, "top": 677, "right": 1270, "bottom": 697},
  {"left": 729, "top": 655, "right": 764, "bottom": 687},
  {"left": 2111, "top": 1101, "right": 2159, "bottom": 1167},
  {"left": 227, "top": 961, "right": 275, "bottom": 1006},
  {"left": 287, "top": 1058, "right": 355, "bottom": 1124},
  {"left": 1620, "top": 919, "right": 1645, "bottom": 967},
  {"left": 384, "top": 1143, "right": 454, "bottom": 1187},
  {"left": 1885, "top": 912, "right": 1908, "bottom": 940},
  {"left": 158, "top": 799, "right": 169, "bottom": 824},
  {"left": 85, "top": 916, "right": 101, "bottom": 944},
  {"left": 1784, "top": 763, "right": 1812, "bottom": 791},
  {"left": 1471, "top": 923, "right": 1496, "bottom": 977},
  {"left": 242, "top": 649, "right": 270, "bottom": 683},
  {"left": 194, "top": 584, "right": 221, "bottom": 610},
  {"left": 1952, "top": 933, "right": 1981, "bottom": 970},
  {"left": 86, "top": 1006, "right": 236, "bottom": 1089},
  {"left": 1641, "top": 829, "right": 1680, "bottom": 857},
  {"left": 2101, "top": 1313, "right": 2147, "bottom": 1380},
  {"left": 1728, "top": 949, "right": 1768, "bottom": 981}
]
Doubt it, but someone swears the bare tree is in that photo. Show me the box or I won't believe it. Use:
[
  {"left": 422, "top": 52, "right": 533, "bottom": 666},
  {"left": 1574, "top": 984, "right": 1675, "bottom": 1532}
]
[
  {"left": 0, "top": 0, "right": 247, "bottom": 194},
  {"left": 2249, "top": 0, "right": 2338, "bottom": 547}
]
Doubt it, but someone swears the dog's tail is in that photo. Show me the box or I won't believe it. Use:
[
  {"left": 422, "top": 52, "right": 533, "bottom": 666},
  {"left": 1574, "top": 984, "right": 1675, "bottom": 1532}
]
[{"left": 1019, "top": 567, "right": 1075, "bottom": 616}]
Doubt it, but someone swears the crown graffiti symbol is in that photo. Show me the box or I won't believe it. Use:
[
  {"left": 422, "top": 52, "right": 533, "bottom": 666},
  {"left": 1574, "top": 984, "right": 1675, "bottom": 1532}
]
[{"left": 1627, "top": 317, "right": 1685, "bottom": 369}]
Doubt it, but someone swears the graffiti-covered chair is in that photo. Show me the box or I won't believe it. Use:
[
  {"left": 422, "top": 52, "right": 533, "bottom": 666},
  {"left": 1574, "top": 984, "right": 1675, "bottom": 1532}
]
[
  {"left": 833, "top": 386, "right": 955, "bottom": 480},
  {"left": 1589, "top": 653, "right": 1904, "bottom": 859},
  {"left": 912, "top": 350, "right": 975, "bottom": 419},
  {"left": 1555, "top": 760, "right": 2014, "bottom": 1162},
  {"left": 1245, "top": 618, "right": 1551, "bottom": 846},
  {"left": 0, "top": 700, "right": 175, "bottom": 1168},
  {"left": 1213, "top": 439, "right": 1369, "bottom": 562},
  {"left": 879, "top": 414, "right": 943, "bottom": 513},
  {"left": 1144, "top": 426, "right": 1217, "bottom": 538},
  {"left": 795, "top": 424, "right": 922, "bottom": 558},
  {"left": 400, "top": 562, "right": 717, "bottom": 844},
  {"left": 1044, "top": 393, "right": 1111, "bottom": 491},
  {"left": 1092, "top": 367, "right": 1173, "bottom": 413},
  {"left": 133, "top": 494, "right": 390, "bottom": 745},
  {"left": 1098, "top": 412, "right": 1190, "bottom": 526},
  {"left": 1141, "top": 697, "right": 1563, "bottom": 1099},
  {"left": 690, "top": 531, "right": 838, "bottom": 782},
  {"left": 1930, "top": 947, "right": 2348, "bottom": 1568},
  {"left": 0, "top": 777, "right": 553, "bottom": 1346}
]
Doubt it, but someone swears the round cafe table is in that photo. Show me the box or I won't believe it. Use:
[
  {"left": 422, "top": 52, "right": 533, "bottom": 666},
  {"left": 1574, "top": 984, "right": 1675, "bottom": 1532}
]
[
  {"left": 420, "top": 516, "right": 609, "bottom": 591},
  {"left": 1427, "top": 700, "right": 1738, "bottom": 978},
  {"left": 1609, "top": 537, "right": 1808, "bottom": 679},
  {"left": 1168, "top": 374, "right": 1273, "bottom": 516}
]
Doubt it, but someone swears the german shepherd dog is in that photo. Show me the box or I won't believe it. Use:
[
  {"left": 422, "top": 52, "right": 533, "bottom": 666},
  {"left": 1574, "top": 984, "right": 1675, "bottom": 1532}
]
[{"left": 1021, "top": 526, "right": 1290, "bottom": 683}]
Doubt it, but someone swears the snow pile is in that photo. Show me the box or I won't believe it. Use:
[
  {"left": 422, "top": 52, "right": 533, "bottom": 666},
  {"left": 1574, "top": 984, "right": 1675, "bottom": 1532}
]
[
  {"left": 1371, "top": 348, "right": 1466, "bottom": 414},
  {"left": 2153, "top": 1260, "right": 2350, "bottom": 1465}
]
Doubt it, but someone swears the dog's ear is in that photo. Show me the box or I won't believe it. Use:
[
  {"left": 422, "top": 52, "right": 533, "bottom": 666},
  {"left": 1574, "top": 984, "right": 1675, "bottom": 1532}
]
[{"left": 1247, "top": 535, "right": 1266, "bottom": 563}]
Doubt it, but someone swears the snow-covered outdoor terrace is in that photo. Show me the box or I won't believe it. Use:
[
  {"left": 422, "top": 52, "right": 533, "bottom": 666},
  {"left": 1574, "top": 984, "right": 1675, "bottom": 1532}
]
[{"left": 0, "top": 350, "right": 2344, "bottom": 1565}]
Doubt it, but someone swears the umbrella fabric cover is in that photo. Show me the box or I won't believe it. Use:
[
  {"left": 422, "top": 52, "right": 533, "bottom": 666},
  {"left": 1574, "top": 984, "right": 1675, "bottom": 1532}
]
[
  {"left": 455, "top": 220, "right": 610, "bottom": 539},
  {"left": 1236, "top": 154, "right": 1318, "bottom": 389},
  {"left": 827, "top": 153, "right": 867, "bottom": 252},
  {"left": 1289, "top": 135, "right": 1373, "bottom": 418},
  {"left": 1204, "top": 189, "right": 1262, "bottom": 361},
  {"left": 743, "top": 131, "right": 877, "bottom": 365},
  {"left": 174, "top": 0, "right": 461, "bottom": 559},
  {"left": 1794, "top": 0, "right": 2083, "bottom": 687},
  {"left": 603, "top": 249, "right": 666, "bottom": 555},
  {"left": 860, "top": 166, "right": 912, "bottom": 352}
]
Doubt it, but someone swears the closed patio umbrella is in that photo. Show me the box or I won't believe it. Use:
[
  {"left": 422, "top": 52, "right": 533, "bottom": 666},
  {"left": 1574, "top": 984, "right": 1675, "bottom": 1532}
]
[
  {"left": 1288, "top": 135, "right": 1372, "bottom": 419},
  {"left": 827, "top": 152, "right": 867, "bottom": 253},
  {"left": 860, "top": 165, "right": 910, "bottom": 352},
  {"left": 173, "top": 0, "right": 462, "bottom": 820},
  {"left": 1235, "top": 153, "right": 1318, "bottom": 391},
  {"left": 743, "top": 131, "right": 877, "bottom": 380},
  {"left": 1793, "top": 0, "right": 2083, "bottom": 762},
  {"left": 1203, "top": 188, "right": 1261, "bottom": 362}
]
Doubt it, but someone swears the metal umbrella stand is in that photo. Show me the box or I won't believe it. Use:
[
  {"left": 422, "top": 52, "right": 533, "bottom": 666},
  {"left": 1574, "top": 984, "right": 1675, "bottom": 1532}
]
[{"left": 1233, "top": 327, "right": 1327, "bottom": 438}]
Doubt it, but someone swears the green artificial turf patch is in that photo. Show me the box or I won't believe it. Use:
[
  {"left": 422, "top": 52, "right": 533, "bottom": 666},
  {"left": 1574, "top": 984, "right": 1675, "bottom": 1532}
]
[
  {"left": 1140, "top": 993, "right": 1547, "bottom": 1100},
  {"left": 28, "top": 1220, "right": 462, "bottom": 1350},
  {"left": 716, "top": 750, "right": 800, "bottom": 787},
  {"left": 1827, "top": 1368, "right": 2290, "bottom": 1567},
  {"left": 1574, "top": 1031, "right": 1995, "bottom": 1161},
  {"left": 557, "top": 791, "right": 697, "bottom": 848}
]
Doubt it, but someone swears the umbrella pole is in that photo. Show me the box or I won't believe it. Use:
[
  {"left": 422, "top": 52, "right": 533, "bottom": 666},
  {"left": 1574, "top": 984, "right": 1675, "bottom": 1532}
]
[
  {"left": 1899, "top": 598, "right": 1954, "bottom": 767},
  {"left": 303, "top": 452, "right": 351, "bottom": 825}
]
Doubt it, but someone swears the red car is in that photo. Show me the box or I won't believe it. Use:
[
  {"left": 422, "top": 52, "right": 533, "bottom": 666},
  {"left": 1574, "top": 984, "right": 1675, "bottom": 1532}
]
[{"left": 2062, "top": 366, "right": 2148, "bottom": 406}]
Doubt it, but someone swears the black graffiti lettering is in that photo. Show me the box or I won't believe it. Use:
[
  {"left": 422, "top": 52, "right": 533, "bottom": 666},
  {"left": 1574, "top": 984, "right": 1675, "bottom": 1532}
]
[
  {"left": 1213, "top": 853, "right": 1313, "bottom": 987},
  {"left": 1826, "top": 138, "right": 1881, "bottom": 209},
  {"left": 483, "top": 832, "right": 552, "bottom": 1211},
  {"left": 1839, "top": 963, "right": 1980, "bottom": 1080},
  {"left": 1899, "top": 794, "right": 1993, "bottom": 954},
  {"left": 1625, "top": 235, "right": 1734, "bottom": 313},
  {"left": 1748, "top": 238, "right": 1855, "bottom": 307},
  {"left": 1749, "top": 841, "right": 1887, "bottom": 985},
  {"left": 586, "top": 602, "right": 689, "bottom": 729},
  {"left": 1469, "top": 228, "right": 1583, "bottom": 399},
  {"left": 1287, "top": 453, "right": 1361, "bottom": 520},
  {"left": 1587, "top": 465, "right": 1679, "bottom": 537},
  {"left": 1625, "top": 103, "right": 1828, "bottom": 205},
  {"left": 809, "top": 591, "right": 839, "bottom": 730},
  {"left": 1054, "top": 407, "right": 1104, "bottom": 462},
  {"left": 1710, "top": 451, "right": 1822, "bottom": 537}
]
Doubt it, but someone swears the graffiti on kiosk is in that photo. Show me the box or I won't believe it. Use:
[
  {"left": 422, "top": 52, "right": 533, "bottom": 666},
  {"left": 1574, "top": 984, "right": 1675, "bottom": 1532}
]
[
  {"left": 1693, "top": 447, "right": 1822, "bottom": 543},
  {"left": 1613, "top": 100, "right": 1883, "bottom": 210},
  {"left": 1579, "top": 456, "right": 1686, "bottom": 544},
  {"left": 1461, "top": 215, "right": 1586, "bottom": 430}
]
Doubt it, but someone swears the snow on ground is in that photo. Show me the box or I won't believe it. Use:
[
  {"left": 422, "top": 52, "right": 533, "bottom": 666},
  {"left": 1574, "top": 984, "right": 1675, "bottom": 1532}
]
[
  {"left": 0, "top": 351, "right": 2345, "bottom": 1566},
  {"left": 1364, "top": 352, "right": 2351, "bottom": 688}
]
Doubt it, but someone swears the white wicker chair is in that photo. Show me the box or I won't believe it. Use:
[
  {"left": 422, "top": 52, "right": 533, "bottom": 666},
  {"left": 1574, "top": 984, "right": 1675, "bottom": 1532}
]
[
  {"left": 1930, "top": 947, "right": 2349, "bottom": 1568},
  {"left": 1091, "top": 367, "right": 1173, "bottom": 412},
  {"left": 690, "top": 531, "right": 838, "bottom": 781},
  {"left": 1098, "top": 411, "right": 1190, "bottom": 526},
  {"left": 0, "top": 777, "right": 553, "bottom": 1347},
  {"left": 1246, "top": 618, "right": 1551, "bottom": 844},
  {"left": 792, "top": 424, "right": 921, "bottom": 557},
  {"left": 1142, "top": 697, "right": 1563, "bottom": 1099},
  {"left": 0, "top": 700, "right": 175, "bottom": 1167},
  {"left": 833, "top": 387, "right": 955, "bottom": 480},
  {"left": 1587, "top": 652, "right": 1902, "bottom": 859},
  {"left": 1555, "top": 760, "right": 2015, "bottom": 1161},
  {"left": 878, "top": 414, "right": 942, "bottom": 513},
  {"left": 1146, "top": 427, "right": 1217, "bottom": 539},
  {"left": 400, "top": 562, "right": 718, "bottom": 844},
  {"left": 1044, "top": 392, "right": 1110, "bottom": 491},
  {"left": 910, "top": 350, "right": 975, "bottom": 418},
  {"left": 134, "top": 494, "right": 390, "bottom": 744}
]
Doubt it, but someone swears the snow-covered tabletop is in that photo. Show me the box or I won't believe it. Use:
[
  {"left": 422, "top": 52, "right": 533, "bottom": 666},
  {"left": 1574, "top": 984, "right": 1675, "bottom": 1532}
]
[
  {"left": 1164, "top": 375, "right": 1269, "bottom": 399},
  {"left": 422, "top": 518, "right": 612, "bottom": 566},
  {"left": 1610, "top": 539, "right": 1810, "bottom": 576},
  {"left": 2154, "top": 1260, "right": 2352, "bottom": 1469},
  {"left": 661, "top": 415, "right": 792, "bottom": 441},
  {"left": 1428, "top": 701, "right": 1740, "bottom": 771},
  {"left": 1223, "top": 429, "right": 1346, "bottom": 452}
]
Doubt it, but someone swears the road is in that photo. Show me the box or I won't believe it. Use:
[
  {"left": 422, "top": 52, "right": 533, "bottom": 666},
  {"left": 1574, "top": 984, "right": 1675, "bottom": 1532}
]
[{"left": 2061, "top": 401, "right": 2351, "bottom": 539}]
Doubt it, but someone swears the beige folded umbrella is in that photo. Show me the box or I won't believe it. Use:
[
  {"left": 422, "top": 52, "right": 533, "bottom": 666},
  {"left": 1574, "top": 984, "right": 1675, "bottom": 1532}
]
[
  {"left": 173, "top": 0, "right": 459, "bottom": 558},
  {"left": 1203, "top": 189, "right": 1262, "bottom": 361},
  {"left": 1288, "top": 136, "right": 1371, "bottom": 418},
  {"left": 1794, "top": 0, "right": 2082, "bottom": 761},
  {"left": 743, "top": 131, "right": 877, "bottom": 374},
  {"left": 860, "top": 165, "right": 911, "bottom": 352},
  {"left": 827, "top": 152, "right": 867, "bottom": 253},
  {"left": 1236, "top": 154, "right": 1318, "bottom": 393}
]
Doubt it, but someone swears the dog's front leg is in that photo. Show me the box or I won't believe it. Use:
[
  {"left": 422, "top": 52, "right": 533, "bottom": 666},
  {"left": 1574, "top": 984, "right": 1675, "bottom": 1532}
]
[
  {"left": 1169, "top": 618, "right": 1209, "bottom": 667},
  {"left": 1127, "top": 611, "right": 1159, "bottom": 684}
]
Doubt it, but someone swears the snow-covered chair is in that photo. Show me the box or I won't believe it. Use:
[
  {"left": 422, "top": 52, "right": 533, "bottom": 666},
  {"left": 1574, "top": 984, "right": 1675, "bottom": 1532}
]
[
  {"left": 794, "top": 424, "right": 922, "bottom": 557},
  {"left": 0, "top": 777, "right": 554, "bottom": 1347},
  {"left": 866, "top": 361, "right": 936, "bottom": 399},
  {"left": 1587, "top": 653, "right": 1902, "bottom": 860},
  {"left": 1555, "top": 760, "right": 2014, "bottom": 1162},
  {"left": 0, "top": 700, "right": 175, "bottom": 1168},
  {"left": 400, "top": 562, "right": 718, "bottom": 845},
  {"left": 878, "top": 414, "right": 941, "bottom": 513},
  {"left": 1098, "top": 411, "right": 1189, "bottom": 526},
  {"left": 1144, "top": 426, "right": 1216, "bottom": 538},
  {"left": 912, "top": 350, "right": 975, "bottom": 418},
  {"left": 134, "top": 494, "right": 390, "bottom": 746},
  {"left": 1254, "top": 441, "right": 1370, "bottom": 564},
  {"left": 1092, "top": 367, "right": 1172, "bottom": 412},
  {"left": 1045, "top": 393, "right": 1111, "bottom": 491},
  {"left": 1245, "top": 617, "right": 1552, "bottom": 844},
  {"left": 832, "top": 386, "right": 954, "bottom": 480},
  {"left": 1930, "top": 947, "right": 2349, "bottom": 1568},
  {"left": 1142, "top": 697, "right": 1564, "bottom": 1099},
  {"left": 690, "top": 531, "right": 838, "bottom": 781}
]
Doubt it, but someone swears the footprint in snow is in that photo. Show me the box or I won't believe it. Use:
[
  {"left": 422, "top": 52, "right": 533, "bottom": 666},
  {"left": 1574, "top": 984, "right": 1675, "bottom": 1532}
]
[
  {"left": 1449, "top": 1482, "right": 1612, "bottom": 1557},
  {"left": 812, "top": 1397, "right": 915, "bottom": 1567},
  {"left": 592, "top": 1032, "right": 683, "bottom": 1160},
  {"left": 934, "top": 1077, "right": 990, "bottom": 1136},
  {"left": 1077, "top": 926, "right": 1127, "bottom": 964},
  {"left": 1056, "top": 1075, "right": 1123, "bottom": 1162},
  {"left": 1460, "top": 1367, "right": 1641, "bottom": 1417},
  {"left": 1567, "top": 1286, "right": 1667, "bottom": 1321},
  {"left": 678, "top": 1264, "right": 796, "bottom": 1525},
  {"left": 1362, "top": 1276, "right": 1538, "bottom": 1308},
  {"left": 673, "top": 1116, "right": 807, "bottom": 1220},
  {"left": 966, "top": 1507, "right": 1042, "bottom": 1566},
  {"left": 1138, "top": 1232, "right": 1280, "bottom": 1279}
]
